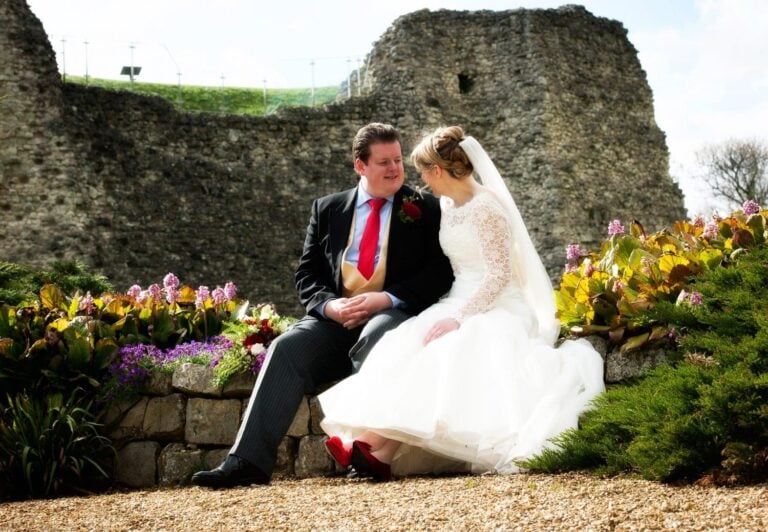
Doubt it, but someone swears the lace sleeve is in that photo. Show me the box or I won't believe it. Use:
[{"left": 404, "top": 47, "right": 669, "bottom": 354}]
[{"left": 452, "top": 198, "right": 514, "bottom": 323}]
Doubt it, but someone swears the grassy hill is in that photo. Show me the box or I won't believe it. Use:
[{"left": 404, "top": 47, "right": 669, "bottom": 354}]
[{"left": 66, "top": 76, "right": 338, "bottom": 116}]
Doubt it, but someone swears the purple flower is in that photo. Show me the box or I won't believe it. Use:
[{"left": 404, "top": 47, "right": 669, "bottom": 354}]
[
  {"left": 251, "top": 351, "right": 267, "bottom": 374},
  {"left": 668, "top": 327, "right": 679, "bottom": 340},
  {"left": 224, "top": 281, "right": 238, "bottom": 301},
  {"left": 127, "top": 284, "right": 142, "bottom": 299},
  {"left": 196, "top": 285, "right": 210, "bottom": 309},
  {"left": 163, "top": 273, "right": 180, "bottom": 290},
  {"left": 165, "top": 287, "right": 180, "bottom": 304},
  {"left": 566, "top": 244, "right": 582, "bottom": 262},
  {"left": 742, "top": 200, "right": 761, "bottom": 215},
  {"left": 564, "top": 263, "right": 578, "bottom": 274},
  {"left": 148, "top": 283, "right": 162, "bottom": 301},
  {"left": 212, "top": 287, "right": 227, "bottom": 306},
  {"left": 703, "top": 222, "right": 719, "bottom": 240},
  {"left": 137, "top": 290, "right": 150, "bottom": 304},
  {"left": 608, "top": 219, "right": 625, "bottom": 236},
  {"left": 687, "top": 291, "right": 703, "bottom": 306},
  {"left": 79, "top": 291, "right": 96, "bottom": 315}
]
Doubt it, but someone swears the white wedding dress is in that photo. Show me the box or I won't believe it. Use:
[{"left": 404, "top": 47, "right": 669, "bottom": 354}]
[{"left": 319, "top": 189, "right": 605, "bottom": 476}]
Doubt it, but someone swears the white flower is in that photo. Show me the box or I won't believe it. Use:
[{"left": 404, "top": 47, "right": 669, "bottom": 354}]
[{"left": 248, "top": 343, "right": 265, "bottom": 355}]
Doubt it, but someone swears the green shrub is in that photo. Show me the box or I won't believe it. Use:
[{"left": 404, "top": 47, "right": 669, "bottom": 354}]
[
  {"left": 0, "top": 388, "right": 115, "bottom": 500},
  {"left": 0, "top": 260, "right": 111, "bottom": 306},
  {"left": 522, "top": 245, "right": 768, "bottom": 484}
]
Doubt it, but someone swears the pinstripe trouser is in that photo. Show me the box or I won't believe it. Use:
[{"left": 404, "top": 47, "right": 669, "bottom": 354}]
[{"left": 229, "top": 309, "right": 409, "bottom": 477}]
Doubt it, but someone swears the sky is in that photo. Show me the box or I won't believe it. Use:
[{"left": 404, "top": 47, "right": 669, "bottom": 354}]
[{"left": 25, "top": 0, "right": 768, "bottom": 217}]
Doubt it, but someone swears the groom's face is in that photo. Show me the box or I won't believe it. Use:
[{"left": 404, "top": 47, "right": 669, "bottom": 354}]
[{"left": 355, "top": 142, "right": 404, "bottom": 199}]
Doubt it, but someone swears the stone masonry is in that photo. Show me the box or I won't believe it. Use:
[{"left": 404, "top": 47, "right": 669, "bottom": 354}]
[
  {"left": 106, "top": 340, "right": 666, "bottom": 488},
  {"left": 1, "top": 1, "right": 685, "bottom": 316}
]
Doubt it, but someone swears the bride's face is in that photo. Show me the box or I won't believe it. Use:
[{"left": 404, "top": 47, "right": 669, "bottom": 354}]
[{"left": 420, "top": 165, "right": 443, "bottom": 195}]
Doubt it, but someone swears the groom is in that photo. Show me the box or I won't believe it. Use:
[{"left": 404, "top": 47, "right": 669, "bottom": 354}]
[{"left": 192, "top": 122, "right": 454, "bottom": 487}]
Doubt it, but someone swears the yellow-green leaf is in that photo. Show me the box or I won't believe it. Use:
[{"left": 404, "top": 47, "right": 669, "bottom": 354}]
[{"left": 620, "top": 332, "right": 650, "bottom": 353}]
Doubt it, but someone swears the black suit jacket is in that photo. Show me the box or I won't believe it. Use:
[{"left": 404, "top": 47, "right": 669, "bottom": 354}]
[{"left": 295, "top": 184, "right": 454, "bottom": 318}]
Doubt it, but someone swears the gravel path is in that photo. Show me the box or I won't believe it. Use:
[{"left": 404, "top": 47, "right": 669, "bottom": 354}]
[{"left": 2, "top": 472, "right": 766, "bottom": 530}]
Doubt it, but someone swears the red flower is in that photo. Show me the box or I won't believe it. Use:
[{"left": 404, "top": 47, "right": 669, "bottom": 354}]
[{"left": 399, "top": 196, "right": 423, "bottom": 223}]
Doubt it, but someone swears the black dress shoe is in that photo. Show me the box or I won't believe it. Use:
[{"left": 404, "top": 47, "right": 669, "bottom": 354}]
[
  {"left": 346, "top": 466, "right": 373, "bottom": 479},
  {"left": 191, "top": 454, "right": 270, "bottom": 488}
]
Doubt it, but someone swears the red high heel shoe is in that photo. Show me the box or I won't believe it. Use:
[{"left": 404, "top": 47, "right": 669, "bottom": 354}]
[
  {"left": 351, "top": 440, "right": 392, "bottom": 482},
  {"left": 324, "top": 436, "right": 352, "bottom": 467}
]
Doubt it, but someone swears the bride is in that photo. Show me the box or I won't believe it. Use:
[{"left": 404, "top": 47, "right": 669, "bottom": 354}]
[{"left": 318, "top": 126, "right": 605, "bottom": 480}]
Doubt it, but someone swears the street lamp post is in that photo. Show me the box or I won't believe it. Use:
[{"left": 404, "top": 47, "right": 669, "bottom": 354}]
[
  {"left": 61, "top": 38, "right": 67, "bottom": 82},
  {"left": 84, "top": 40, "right": 89, "bottom": 84}
]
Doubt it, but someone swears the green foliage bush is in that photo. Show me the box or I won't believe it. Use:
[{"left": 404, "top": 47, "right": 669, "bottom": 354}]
[
  {"left": 523, "top": 245, "right": 768, "bottom": 484},
  {"left": 0, "top": 388, "right": 115, "bottom": 500},
  {"left": 0, "top": 260, "right": 111, "bottom": 306}
]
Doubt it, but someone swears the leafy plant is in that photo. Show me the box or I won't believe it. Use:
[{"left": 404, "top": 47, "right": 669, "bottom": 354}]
[
  {"left": 0, "top": 388, "right": 115, "bottom": 500},
  {"left": 523, "top": 244, "right": 768, "bottom": 484},
  {"left": 0, "top": 260, "right": 111, "bottom": 306},
  {"left": 557, "top": 202, "right": 766, "bottom": 353}
]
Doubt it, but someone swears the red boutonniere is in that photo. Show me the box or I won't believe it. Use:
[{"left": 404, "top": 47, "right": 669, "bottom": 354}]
[{"left": 398, "top": 192, "right": 423, "bottom": 223}]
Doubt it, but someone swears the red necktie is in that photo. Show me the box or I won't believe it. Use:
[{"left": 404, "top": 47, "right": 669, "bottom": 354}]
[{"left": 358, "top": 198, "right": 386, "bottom": 280}]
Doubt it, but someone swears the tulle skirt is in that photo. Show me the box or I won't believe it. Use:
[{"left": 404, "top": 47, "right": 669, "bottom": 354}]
[{"left": 318, "top": 284, "right": 605, "bottom": 476}]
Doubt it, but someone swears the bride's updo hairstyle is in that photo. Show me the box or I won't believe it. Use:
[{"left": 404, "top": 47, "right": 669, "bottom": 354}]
[{"left": 411, "top": 126, "right": 473, "bottom": 179}]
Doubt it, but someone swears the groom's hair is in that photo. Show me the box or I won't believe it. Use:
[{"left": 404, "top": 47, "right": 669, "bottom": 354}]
[{"left": 353, "top": 123, "right": 401, "bottom": 163}]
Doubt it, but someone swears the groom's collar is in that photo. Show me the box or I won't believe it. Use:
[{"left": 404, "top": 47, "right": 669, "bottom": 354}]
[{"left": 355, "top": 182, "right": 395, "bottom": 208}]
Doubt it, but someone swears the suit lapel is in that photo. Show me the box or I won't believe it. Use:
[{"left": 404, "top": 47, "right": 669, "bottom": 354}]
[
  {"left": 330, "top": 188, "right": 357, "bottom": 289},
  {"left": 386, "top": 187, "right": 408, "bottom": 276}
]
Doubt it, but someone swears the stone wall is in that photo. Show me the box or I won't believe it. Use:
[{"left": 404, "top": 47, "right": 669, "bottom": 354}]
[
  {"left": 106, "top": 363, "right": 343, "bottom": 488},
  {"left": 106, "top": 338, "right": 665, "bottom": 488},
  {"left": 1, "top": 1, "right": 686, "bottom": 316}
]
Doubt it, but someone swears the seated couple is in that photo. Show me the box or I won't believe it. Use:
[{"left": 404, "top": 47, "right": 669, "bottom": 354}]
[{"left": 192, "top": 122, "right": 604, "bottom": 487}]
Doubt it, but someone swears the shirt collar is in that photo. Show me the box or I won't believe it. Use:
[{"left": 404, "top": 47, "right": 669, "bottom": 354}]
[{"left": 356, "top": 182, "right": 394, "bottom": 208}]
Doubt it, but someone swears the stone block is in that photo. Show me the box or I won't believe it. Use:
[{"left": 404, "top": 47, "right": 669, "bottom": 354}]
[
  {"left": 286, "top": 397, "right": 310, "bottom": 437},
  {"left": 186, "top": 398, "right": 241, "bottom": 445},
  {"left": 582, "top": 335, "right": 610, "bottom": 359},
  {"left": 203, "top": 448, "right": 230, "bottom": 470},
  {"left": 102, "top": 396, "right": 142, "bottom": 428},
  {"left": 294, "top": 435, "right": 334, "bottom": 478},
  {"left": 274, "top": 437, "right": 298, "bottom": 478},
  {"left": 222, "top": 372, "right": 257, "bottom": 398},
  {"left": 116, "top": 441, "right": 160, "bottom": 488},
  {"left": 172, "top": 363, "right": 223, "bottom": 397},
  {"left": 158, "top": 443, "right": 205, "bottom": 486},
  {"left": 143, "top": 394, "right": 186, "bottom": 440},
  {"left": 141, "top": 372, "right": 174, "bottom": 396},
  {"left": 605, "top": 346, "right": 670, "bottom": 383},
  {"left": 309, "top": 396, "right": 325, "bottom": 435},
  {"left": 108, "top": 396, "right": 148, "bottom": 442}
]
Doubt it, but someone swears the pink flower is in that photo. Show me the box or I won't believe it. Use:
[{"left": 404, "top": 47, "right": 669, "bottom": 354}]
[
  {"left": 136, "top": 290, "right": 150, "bottom": 304},
  {"left": 79, "top": 292, "right": 96, "bottom": 315},
  {"left": 712, "top": 210, "right": 722, "bottom": 222},
  {"left": 127, "top": 284, "right": 142, "bottom": 299},
  {"left": 566, "top": 244, "right": 582, "bottom": 262},
  {"left": 165, "top": 287, "right": 180, "bottom": 304},
  {"left": 687, "top": 291, "right": 703, "bottom": 306},
  {"left": 564, "top": 263, "right": 578, "bottom": 274},
  {"left": 703, "top": 223, "right": 719, "bottom": 240},
  {"left": 608, "top": 219, "right": 625, "bottom": 236},
  {"left": 224, "top": 281, "right": 238, "bottom": 301},
  {"left": 195, "top": 285, "right": 210, "bottom": 309},
  {"left": 612, "top": 279, "right": 625, "bottom": 293},
  {"left": 692, "top": 215, "right": 705, "bottom": 228},
  {"left": 148, "top": 283, "right": 162, "bottom": 301},
  {"left": 163, "top": 273, "right": 180, "bottom": 290},
  {"left": 212, "top": 287, "right": 227, "bottom": 306},
  {"left": 742, "top": 200, "right": 760, "bottom": 215}
]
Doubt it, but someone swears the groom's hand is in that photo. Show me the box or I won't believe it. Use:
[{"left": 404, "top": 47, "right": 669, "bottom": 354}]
[{"left": 326, "top": 293, "right": 393, "bottom": 329}]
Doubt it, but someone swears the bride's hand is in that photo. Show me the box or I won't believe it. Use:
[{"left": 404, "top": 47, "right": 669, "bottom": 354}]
[{"left": 423, "top": 318, "right": 460, "bottom": 345}]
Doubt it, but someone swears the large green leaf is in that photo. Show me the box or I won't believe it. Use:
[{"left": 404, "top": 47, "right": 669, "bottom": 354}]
[{"left": 40, "top": 284, "right": 65, "bottom": 311}]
